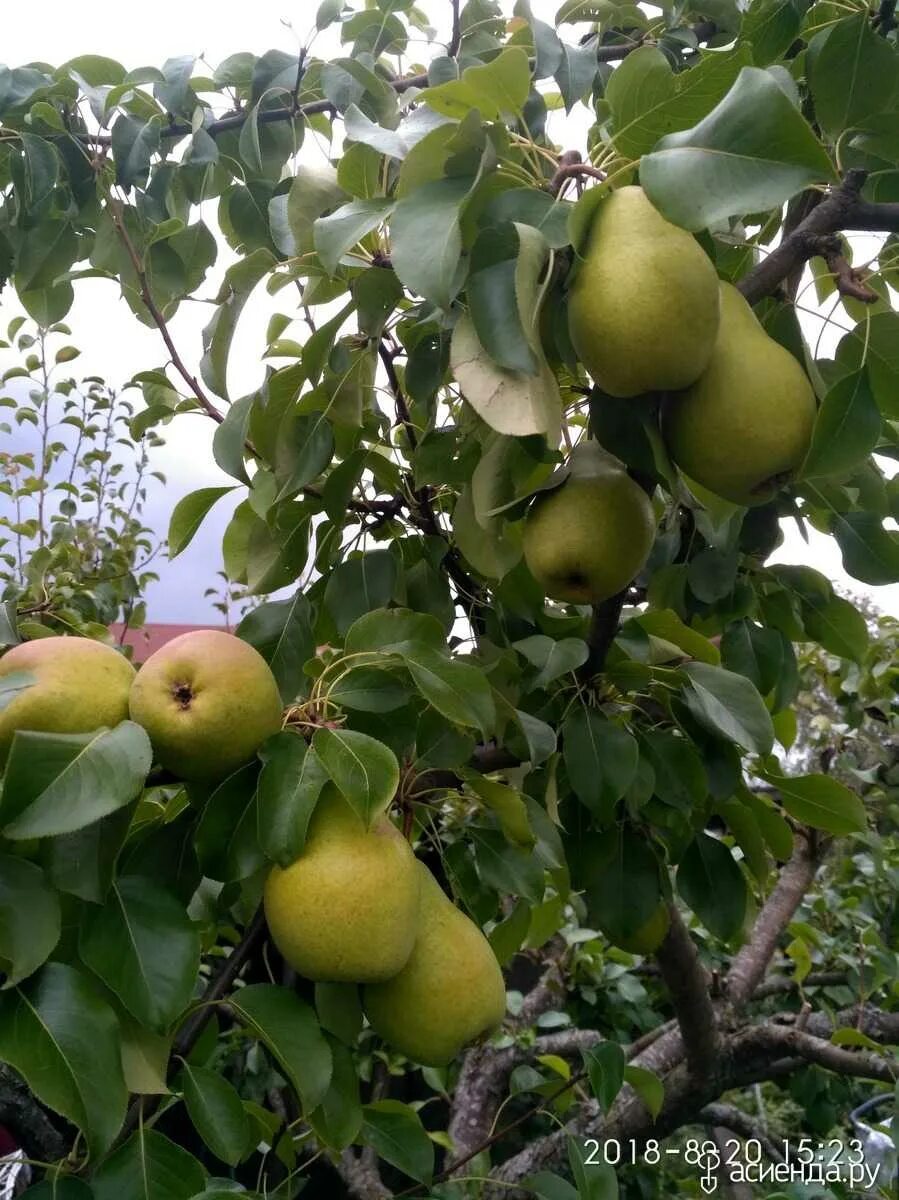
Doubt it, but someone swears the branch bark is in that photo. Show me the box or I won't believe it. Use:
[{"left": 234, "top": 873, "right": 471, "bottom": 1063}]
[
  {"left": 725, "top": 832, "right": 824, "bottom": 1008},
  {"left": 738, "top": 170, "right": 899, "bottom": 305},
  {"left": 701, "top": 1103, "right": 786, "bottom": 1165},
  {"left": 654, "top": 904, "right": 718, "bottom": 1079}
]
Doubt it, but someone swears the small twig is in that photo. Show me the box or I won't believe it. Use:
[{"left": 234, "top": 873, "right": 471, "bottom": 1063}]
[
  {"left": 815, "top": 235, "right": 879, "bottom": 302},
  {"left": 548, "top": 150, "right": 606, "bottom": 197},
  {"left": 448, "top": 0, "right": 463, "bottom": 57},
  {"left": 875, "top": 0, "right": 897, "bottom": 31}
]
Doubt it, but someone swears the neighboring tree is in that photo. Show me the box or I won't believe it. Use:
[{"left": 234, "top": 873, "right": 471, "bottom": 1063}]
[
  {"left": 0, "top": 318, "right": 161, "bottom": 639},
  {"left": 0, "top": 3, "right": 898, "bottom": 1199}
]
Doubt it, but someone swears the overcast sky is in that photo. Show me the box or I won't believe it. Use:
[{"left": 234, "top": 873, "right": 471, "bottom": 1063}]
[{"left": 1, "top": 1, "right": 896, "bottom": 623}]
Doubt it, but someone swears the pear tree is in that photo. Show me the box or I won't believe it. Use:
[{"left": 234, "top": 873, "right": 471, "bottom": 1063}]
[{"left": 0, "top": 2, "right": 899, "bottom": 1197}]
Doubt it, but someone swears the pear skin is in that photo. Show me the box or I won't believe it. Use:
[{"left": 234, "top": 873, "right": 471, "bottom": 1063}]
[
  {"left": 522, "top": 442, "right": 655, "bottom": 604},
  {"left": 0, "top": 636, "right": 135, "bottom": 763},
  {"left": 604, "top": 903, "right": 670, "bottom": 955},
  {"left": 663, "top": 283, "right": 816, "bottom": 506},
  {"left": 265, "top": 789, "right": 420, "bottom": 983},
  {"left": 568, "top": 186, "right": 720, "bottom": 398},
  {"left": 363, "top": 864, "right": 506, "bottom": 1066}
]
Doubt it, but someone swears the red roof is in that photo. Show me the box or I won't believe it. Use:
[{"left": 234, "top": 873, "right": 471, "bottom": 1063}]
[{"left": 110, "top": 623, "right": 228, "bottom": 663}]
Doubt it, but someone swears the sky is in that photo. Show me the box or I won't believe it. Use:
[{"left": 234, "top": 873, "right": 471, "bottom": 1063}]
[{"left": 1, "top": 1, "right": 897, "bottom": 623}]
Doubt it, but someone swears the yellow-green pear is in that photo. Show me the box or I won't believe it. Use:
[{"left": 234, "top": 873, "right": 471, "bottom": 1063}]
[
  {"left": 128, "top": 629, "right": 282, "bottom": 782},
  {"left": 0, "top": 636, "right": 135, "bottom": 762},
  {"left": 663, "top": 283, "right": 816, "bottom": 506},
  {"left": 568, "top": 186, "right": 720, "bottom": 397},
  {"left": 264, "top": 788, "right": 420, "bottom": 982},
  {"left": 363, "top": 864, "right": 506, "bottom": 1066},
  {"left": 522, "top": 441, "right": 655, "bottom": 604}
]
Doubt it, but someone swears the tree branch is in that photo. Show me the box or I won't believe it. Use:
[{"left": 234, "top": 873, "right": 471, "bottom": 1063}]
[
  {"left": 0, "top": 1065, "right": 67, "bottom": 1164},
  {"left": 738, "top": 170, "right": 899, "bottom": 305},
  {"left": 700, "top": 1103, "right": 786, "bottom": 1165},
  {"left": 726, "top": 832, "right": 824, "bottom": 1008},
  {"left": 654, "top": 904, "right": 718, "bottom": 1079},
  {"left": 548, "top": 150, "right": 606, "bottom": 197},
  {"left": 753, "top": 969, "right": 847, "bottom": 999}
]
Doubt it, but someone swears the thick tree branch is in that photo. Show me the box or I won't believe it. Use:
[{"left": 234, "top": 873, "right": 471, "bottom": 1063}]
[
  {"left": 337, "top": 1148, "right": 392, "bottom": 1200},
  {"left": 0, "top": 1065, "right": 67, "bottom": 1164},
  {"left": 654, "top": 904, "right": 718, "bottom": 1078},
  {"left": 726, "top": 831, "right": 824, "bottom": 1008},
  {"left": 700, "top": 1103, "right": 786, "bottom": 1165},
  {"left": 738, "top": 170, "right": 899, "bottom": 305},
  {"left": 753, "top": 968, "right": 847, "bottom": 999}
]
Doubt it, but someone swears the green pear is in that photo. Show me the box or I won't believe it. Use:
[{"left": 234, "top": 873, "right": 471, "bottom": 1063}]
[
  {"left": 568, "top": 186, "right": 720, "bottom": 398},
  {"left": 0, "top": 636, "right": 135, "bottom": 762},
  {"left": 363, "top": 863, "right": 506, "bottom": 1066},
  {"left": 663, "top": 283, "right": 816, "bottom": 506},
  {"left": 264, "top": 788, "right": 420, "bottom": 982},
  {"left": 128, "top": 629, "right": 282, "bottom": 782},
  {"left": 604, "top": 903, "right": 670, "bottom": 955},
  {"left": 522, "top": 441, "right": 655, "bottom": 604}
]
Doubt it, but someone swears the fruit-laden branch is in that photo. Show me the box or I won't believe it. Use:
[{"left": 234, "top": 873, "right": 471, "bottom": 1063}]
[
  {"left": 725, "top": 831, "right": 825, "bottom": 1008},
  {"left": 654, "top": 904, "right": 718, "bottom": 1078},
  {"left": 737, "top": 170, "right": 899, "bottom": 305},
  {"left": 72, "top": 23, "right": 720, "bottom": 150}
]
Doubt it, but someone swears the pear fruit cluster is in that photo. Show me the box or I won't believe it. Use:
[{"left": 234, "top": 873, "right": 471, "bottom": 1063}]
[
  {"left": 551, "top": 184, "right": 817, "bottom": 582},
  {"left": 265, "top": 796, "right": 506, "bottom": 1066},
  {"left": 523, "top": 441, "right": 655, "bottom": 605},
  {"left": 0, "top": 629, "right": 283, "bottom": 784}
]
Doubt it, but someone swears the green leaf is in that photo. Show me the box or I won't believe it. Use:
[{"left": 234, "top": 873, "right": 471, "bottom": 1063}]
[
  {"left": 640, "top": 67, "right": 833, "bottom": 231},
  {"left": 168, "top": 486, "right": 235, "bottom": 557},
  {"left": 344, "top": 607, "right": 445, "bottom": 656},
  {"left": 275, "top": 411, "right": 334, "bottom": 501},
  {"left": 236, "top": 591, "right": 315, "bottom": 703},
  {"left": 257, "top": 733, "right": 329, "bottom": 864},
  {"left": 15, "top": 220, "right": 79, "bottom": 293},
  {"left": 569, "top": 1135, "right": 620, "bottom": 1198},
  {"left": 514, "top": 635, "right": 589, "bottom": 688},
  {"left": 801, "top": 594, "right": 869, "bottom": 663},
  {"left": 0, "top": 856, "right": 60, "bottom": 988},
  {"left": 467, "top": 224, "right": 538, "bottom": 374},
  {"left": 677, "top": 832, "right": 747, "bottom": 940},
  {"left": 743, "top": 0, "right": 807, "bottom": 66},
  {"left": 390, "top": 175, "right": 473, "bottom": 309},
  {"left": 582, "top": 825, "right": 663, "bottom": 944},
  {"left": 451, "top": 223, "right": 561, "bottom": 437},
  {"left": 112, "top": 114, "right": 162, "bottom": 188},
  {"left": 562, "top": 710, "right": 639, "bottom": 822},
  {"left": 0, "top": 963, "right": 127, "bottom": 1157},
  {"left": 181, "top": 1062, "right": 251, "bottom": 1167},
  {"left": 760, "top": 771, "right": 867, "bottom": 835},
  {"left": 200, "top": 249, "right": 275, "bottom": 400},
  {"left": 45, "top": 805, "right": 137, "bottom": 904},
  {"left": 526, "top": 1173, "right": 579, "bottom": 1200},
  {"left": 832, "top": 512, "right": 899, "bottom": 585},
  {"left": 212, "top": 393, "right": 254, "bottom": 485},
  {"left": 641, "top": 729, "right": 708, "bottom": 810},
  {"left": 633, "top": 610, "right": 720, "bottom": 664},
  {"left": 808, "top": 13, "right": 899, "bottom": 137},
  {"left": 20, "top": 1182, "right": 94, "bottom": 1200},
  {"left": 801, "top": 370, "right": 881, "bottom": 480},
  {"left": 324, "top": 550, "right": 397, "bottom": 634},
  {"left": 607, "top": 45, "right": 750, "bottom": 159},
  {"left": 314, "top": 197, "right": 395, "bottom": 275},
  {"left": 228, "top": 983, "right": 332, "bottom": 1112},
  {"left": 482, "top": 188, "right": 573, "bottom": 249},
  {"left": 361, "top": 1099, "right": 435, "bottom": 1184},
  {"left": 1, "top": 723, "right": 153, "bottom": 840},
  {"left": 623, "top": 1065, "right": 664, "bottom": 1119},
  {"left": 195, "top": 765, "right": 263, "bottom": 884},
  {"left": 464, "top": 774, "right": 534, "bottom": 848},
  {"left": 681, "top": 662, "right": 775, "bottom": 755},
  {"left": 310, "top": 1036, "right": 363, "bottom": 1150},
  {"left": 312, "top": 727, "right": 400, "bottom": 824},
  {"left": 421, "top": 47, "right": 530, "bottom": 119},
  {"left": 79, "top": 876, "right": 201, "bottom": 1032},
  {"left": 582, "top": 1041, "right": 625, "bottom": 1112},
  {"left": 405, "top": 647, "right": 495, "bottom": 736},
  {"left": 91, "top": 1129, "right": 206, "bottom": 1200}
]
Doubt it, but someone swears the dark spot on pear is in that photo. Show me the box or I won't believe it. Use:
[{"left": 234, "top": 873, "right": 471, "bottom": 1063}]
[{"left": 173, "top": 682, "right": 194, "bottom": 710}]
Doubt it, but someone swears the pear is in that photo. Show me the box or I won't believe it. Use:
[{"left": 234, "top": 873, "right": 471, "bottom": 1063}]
[
  {"left": 0, "top": 636, "right": 135, "bottom": 762},
  {"left": 568, "top": 186, "right": 720, "bottom": 398},
  {"left": 363, "top": 864, "right": 506, "bottom": 1066},
  {"left": 522, "top": 441, "right": 655, "bottom": 604},
  {"left": 265, "top": 788, "right": 420, "bottom": 982},
  {"left": 604, "top": 903, "right": 670, "bottom": 955},
  {"left": 663, "top": 283, "right": 816, "bottom": 506},
  {"left": 128, "top": 630, "right": 282, "bottom": 782}
]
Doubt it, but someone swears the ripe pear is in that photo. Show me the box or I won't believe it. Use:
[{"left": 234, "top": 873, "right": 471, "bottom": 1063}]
[
  {"left": 363, "top": 864, "right": 506, "bottom": 1066},
  {"left": 264, "top": 788, "right": 420, "bottom": 982},
  {"left": 0, "top": 636, "right": 135, "bottom": 762},
  {"left": 664, "top": 283, "right": 817, "bottom": 506},
  {"left": 568, "top": 186, "right": 720, "bottom": 397},
  {"left": 128, "top": 629, "right": 282, "bottom": 782},
  {"left": 522, "top": 441, "right": 655, "bottom": 604}
]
